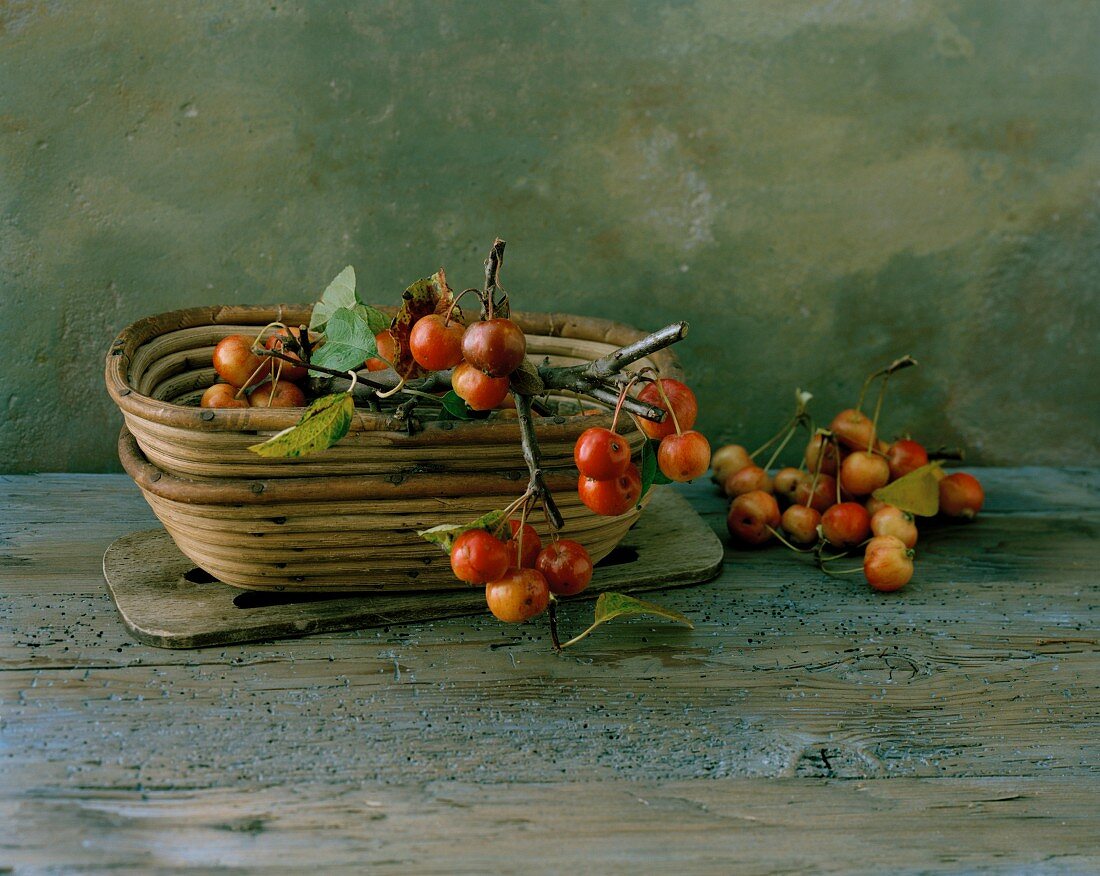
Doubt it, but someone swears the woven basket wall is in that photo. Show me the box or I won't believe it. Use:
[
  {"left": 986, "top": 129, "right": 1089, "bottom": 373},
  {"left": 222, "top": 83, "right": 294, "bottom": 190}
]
[{"left": 106, "top": 305, "right": 681, "bottom": 592}]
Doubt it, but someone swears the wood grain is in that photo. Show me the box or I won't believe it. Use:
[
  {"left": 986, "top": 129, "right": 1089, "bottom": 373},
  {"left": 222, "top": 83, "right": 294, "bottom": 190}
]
[{"left": 1, "top": 469, "right": 1098, "bottom": 872}]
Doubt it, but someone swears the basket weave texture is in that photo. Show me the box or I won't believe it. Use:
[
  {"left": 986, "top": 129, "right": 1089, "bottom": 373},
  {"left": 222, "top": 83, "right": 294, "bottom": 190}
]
[{"left": 107, "top": 305, "right": 680, "bottom": 592}]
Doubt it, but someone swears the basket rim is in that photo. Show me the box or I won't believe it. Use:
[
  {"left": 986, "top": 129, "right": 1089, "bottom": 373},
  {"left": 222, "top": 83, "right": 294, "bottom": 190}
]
[{"left": 105, "top": 304, "right": 681, "bottom": 436}]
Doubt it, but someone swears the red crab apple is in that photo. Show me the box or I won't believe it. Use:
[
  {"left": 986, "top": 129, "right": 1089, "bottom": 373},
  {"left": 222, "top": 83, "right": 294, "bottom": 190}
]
[
  {"left": 485, "top": 568, "right": 551, "bottom": 623},
  {"left": 450, "top": 529, "right": 511, "bottom": 585},
  {"left": 461, "top": 318, "right": 527, "bottom": 377},
  {"left": 727, "top": 490, "right": 780, "bottom": 546},
  {"left": 863, "top": 535, "right": 915, "bottom": 592},
  {"left": 578, "top": 464, "right": 642, "bottom": 517},
  {"left": 535, "top": 540, "right": 593, "bottom": 597},
  {"left": 939, "top": 472, "right": 984, "bottom": 519},
  {"left": 636, "top": 379, "right": 697, "bottom": 440}
]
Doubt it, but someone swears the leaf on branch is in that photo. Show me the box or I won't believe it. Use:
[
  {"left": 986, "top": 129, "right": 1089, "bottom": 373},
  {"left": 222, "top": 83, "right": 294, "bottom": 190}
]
[
  {"left": 639, "top": 438, "right": 672, "bottom": 498},
  {"left": 508, "top": 358, "right": 544, "bottom": 395},
  {"left": 390, "top": 269, "right": 459, "bottom": 380},
  {"left": 440, "top": 390, "right": 474, "bottom": 420},
  {"left": 417, "top": 509, "right": 507, "bottom": 552},
  {"left": 356, "top": 304, "right": 390, "bottom": 337},
  {"left": 872, "top": 462, "right": 943, "bottom": 516},
  {"left": 309, "top": 266, "right": 357, "bottom": 332},
  {"left": 308, "top": 307, "right": 377, "bottom": 376},
  {"left": 248, "top": 393, "right": 355, "bottom": 458}
]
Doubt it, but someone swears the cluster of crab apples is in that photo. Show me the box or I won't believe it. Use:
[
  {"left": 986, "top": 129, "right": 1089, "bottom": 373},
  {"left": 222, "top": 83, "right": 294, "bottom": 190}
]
[
  {"left": 717, "top": 388, "right": 985, "bottom": 592},
  {"left": 405, "top": 310, "right": 527, "bottom": 409},
  {"left": 202, "top": 329, "right": 312, "bottom": 409},
  {"left": 574, "top": 378, "right": 711, "bottom": 516}
]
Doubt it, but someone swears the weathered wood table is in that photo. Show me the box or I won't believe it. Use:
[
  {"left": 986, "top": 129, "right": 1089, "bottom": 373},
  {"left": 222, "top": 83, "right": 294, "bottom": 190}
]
[{"left": 2, "top": 470, "right": 1097, "bottom": 873}]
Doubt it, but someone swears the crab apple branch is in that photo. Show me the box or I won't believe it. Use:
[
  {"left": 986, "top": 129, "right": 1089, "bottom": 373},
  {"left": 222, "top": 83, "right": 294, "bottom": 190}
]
[{"left": 514, "top": 392, "right": 565, "bottom": 531}]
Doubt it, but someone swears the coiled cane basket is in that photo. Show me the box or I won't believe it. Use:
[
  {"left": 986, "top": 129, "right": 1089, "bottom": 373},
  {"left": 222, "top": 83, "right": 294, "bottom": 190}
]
[{"left": 106, "top": 305, "right": 681, "bottom": 592}]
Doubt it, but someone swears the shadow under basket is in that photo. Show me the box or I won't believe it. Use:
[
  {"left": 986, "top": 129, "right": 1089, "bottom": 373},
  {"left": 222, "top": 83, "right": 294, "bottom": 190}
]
[{"left": 107, "top": 305, "right": 680, "bottom": 592}]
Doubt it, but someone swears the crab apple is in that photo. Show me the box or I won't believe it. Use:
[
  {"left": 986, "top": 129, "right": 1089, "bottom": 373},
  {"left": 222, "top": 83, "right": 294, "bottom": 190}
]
[
  {"left": 461, "top": 318, "right": 527, "bottom": 377},
  {"left": 366, "top": 330, "right": 397, "bottom": 371},
  {"left": 870, "top": 505, "right": 918, "bottom": 549},
  {"left": 840, "top": 451, "right": 891, "bottom": 497},
  {"left": 793, "top": 474, "right": 838, "bottom": 513},
  {"left": 780, "top": 504, "right": 821, "bottom": 546},
  {"left": 249, "top": 381, "right": 307, "bottom": 408},
  {"left": 506, "top": 519, "right": 542, "bottom": 569},
  {"left": 658, "top": 431, "right": 711, "bottom": 482},
  {"left": 712, "top": 444, "right": 753, "bottom": 484},
  {"left": 636, "top": 379, "right": 698, "bottom": 440},
  {"left": 723, "top": 464, "right": 773, "bottom": 498},
  {"left": 263, "top": 327, "right": 314, "bottom": 382},
  {"left": 886, "top": 439, "right": 929, "bottom": 481},
  {"left": 805, "top": 433, "right": 841, "bottom": 476},
  {"left": 830, "top": 409, "right": 876, "bottom": 452},
  {"left": 535, "top": 539, "right": 593, "bottom": 596},
  {"left": 727, "top": 490, "right": 781, "bottom": 546},
  {"left": 863, "top": 535, "right": 915, "bottom": 592},
  {"left": 409, "top": 314, "right": 465, "bottom": 371},
  {"left": 200, "top": 383, "right": 250, "bottom": 409},
  {"left": 212, "top": 334, "right": 267, "bottom": 389},
  {"left": 821, "top": 501, "right": 871, "bottom": 550},
  {"left": 451, "top": 361, "right": 511, "bottom": 410},
  {"left": 485, "top": 568, "right": 551, "bottom": 623},
  {"left": 772, "top": 467, "right": 806, "bottom": 507},
  {"left": 939, "top": 472, "right": 985, "bottom": 519},
  {"left": 578, "top": 464, "right": 642, "bottom": 517},
  {"left": 450, "top": 529, "right": 511, "bottom": 585},
  {"left": 574, "top": 427, "right": 631, "bottom": 481}
]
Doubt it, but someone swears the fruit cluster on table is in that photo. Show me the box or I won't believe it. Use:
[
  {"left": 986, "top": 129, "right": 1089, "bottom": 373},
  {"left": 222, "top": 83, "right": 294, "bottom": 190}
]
[{"left": 716, "top": 365, "right": 985, "bottom": 592}]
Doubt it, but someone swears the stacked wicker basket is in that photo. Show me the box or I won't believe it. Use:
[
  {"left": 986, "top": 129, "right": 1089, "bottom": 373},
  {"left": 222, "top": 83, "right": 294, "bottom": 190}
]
[{"left": 106, "top": 305, "right": 679, "bottom": 592}]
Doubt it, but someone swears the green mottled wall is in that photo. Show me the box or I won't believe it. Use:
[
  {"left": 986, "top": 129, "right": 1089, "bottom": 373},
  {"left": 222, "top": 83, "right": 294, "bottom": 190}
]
[{"left": 2, "top": 0, "right": 1098, "bottom": 472}]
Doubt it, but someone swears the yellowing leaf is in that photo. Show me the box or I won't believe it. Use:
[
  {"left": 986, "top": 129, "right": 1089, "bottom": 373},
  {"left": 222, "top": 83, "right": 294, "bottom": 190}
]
[
  {"left": 592, "top": 592, "right": 694, "bottom": 628},
  {"left": 390, "top": 269, "right": 457, "bottom": 379},
  {"left": 417, "top": 509, "right": 507, "bottom": 552},
  {"left": 248, "top": 393, "right": 355, "bottom": 458},
  {"left": 872, "top": 462, "right": 944, "bottom": 516}
]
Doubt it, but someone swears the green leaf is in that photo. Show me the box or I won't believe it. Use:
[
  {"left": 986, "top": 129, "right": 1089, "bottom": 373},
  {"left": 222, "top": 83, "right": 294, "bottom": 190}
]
[
  {"left": 248, "top": 393, "right": 355, "bottom": 458},
  {"left": 309, "top": 266, "right": 358, "bottom": 332},
  {"left": 356, "top": 303, "right": 391, "bottom": 337},
  {"left": 872, "top": 462, "right": 944, "bottom": 517},
  {"left": 309, "top": 307, "right": 377, "bottom": 376},
  {"left": 592, "top": 592, "right": 693, "bottom": 628},
  {"left": 417, "top": 509, "right": 507, "bottom": 552},
  {"left": 508, "top": 358, "right": 544, "bottom": 395},
  {"left": 559, "top": 591, "right": 693, "bottom": 649},
  {"left": 440, "top": 390, "right": 473, "bottom": 420},
  {"left": 639, "top": 438, "right": 672, "bottom": 498}
]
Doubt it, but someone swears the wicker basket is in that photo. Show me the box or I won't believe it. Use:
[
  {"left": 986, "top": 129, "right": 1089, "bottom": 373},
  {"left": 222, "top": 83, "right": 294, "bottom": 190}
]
[{"left": 106, "top": 305, "right": 680, "bottom": 592}]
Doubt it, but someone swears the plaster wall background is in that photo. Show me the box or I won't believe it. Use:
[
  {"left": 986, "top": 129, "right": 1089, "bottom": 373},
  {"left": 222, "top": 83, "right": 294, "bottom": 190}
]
[{"left": 1, "top": 1, "right": 1097, "bottom": 471}]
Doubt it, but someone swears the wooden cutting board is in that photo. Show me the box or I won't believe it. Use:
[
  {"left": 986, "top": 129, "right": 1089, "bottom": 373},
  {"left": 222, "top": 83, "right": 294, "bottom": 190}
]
[{"left": 102, "top": 487, "right": 725, "bottom": 648}]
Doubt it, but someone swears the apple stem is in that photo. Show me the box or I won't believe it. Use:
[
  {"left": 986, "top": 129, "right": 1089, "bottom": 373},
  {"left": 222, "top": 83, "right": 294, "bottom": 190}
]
[
  {"left": 548, "top": 596, "right": 563, "bottom": 651},
  {"left": 652, "top": 376, "right": 683, "bottom": 436},
  {"left": 610, "top": 374, "right": 643, "bottom": 435},
  {"left": 766, "top": 526, "right": 817, "bottom": 553},
  {"left": 445, "top": 288, "right": 479, "bottom": 326},
  {"left": 867, "top": 373, "right": 890, "bottom": 452}
]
